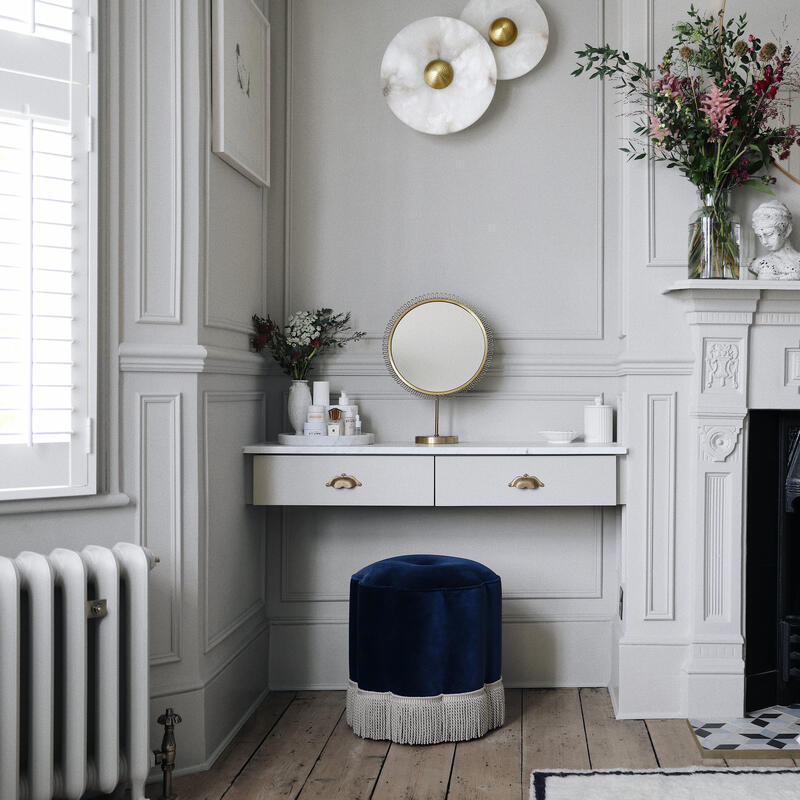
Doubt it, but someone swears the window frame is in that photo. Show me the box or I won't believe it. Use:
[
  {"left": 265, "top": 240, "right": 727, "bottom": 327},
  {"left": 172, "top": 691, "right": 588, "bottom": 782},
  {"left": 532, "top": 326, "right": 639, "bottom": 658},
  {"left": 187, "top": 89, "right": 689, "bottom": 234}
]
[{"left": 0, "top": 0, "right": 99, "bottom": 502}]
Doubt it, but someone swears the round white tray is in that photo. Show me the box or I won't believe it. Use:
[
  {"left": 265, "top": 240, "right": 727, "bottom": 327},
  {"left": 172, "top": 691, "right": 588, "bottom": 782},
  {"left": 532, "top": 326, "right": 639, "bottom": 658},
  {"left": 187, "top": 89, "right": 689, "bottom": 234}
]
[{"left": 277, "top": 433, "right": 375, "bottom": 446}]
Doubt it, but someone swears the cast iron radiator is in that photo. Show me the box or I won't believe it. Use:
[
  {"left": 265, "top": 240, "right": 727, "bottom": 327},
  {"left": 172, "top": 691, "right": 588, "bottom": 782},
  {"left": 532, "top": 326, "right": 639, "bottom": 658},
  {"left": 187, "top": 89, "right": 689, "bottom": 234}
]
[{"left": 0, "top": 543, "right": 156, "bottom": 800}]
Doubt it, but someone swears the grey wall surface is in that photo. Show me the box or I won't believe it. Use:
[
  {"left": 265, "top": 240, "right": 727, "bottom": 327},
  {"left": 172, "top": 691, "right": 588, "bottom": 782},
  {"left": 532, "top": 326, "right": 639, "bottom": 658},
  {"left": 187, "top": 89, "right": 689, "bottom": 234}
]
[
  {"left": 264, "top": 0, "right": 800, "bottom": 712},
  {"left": 0, "top": 0, "right": 272, "bottom": 774}
]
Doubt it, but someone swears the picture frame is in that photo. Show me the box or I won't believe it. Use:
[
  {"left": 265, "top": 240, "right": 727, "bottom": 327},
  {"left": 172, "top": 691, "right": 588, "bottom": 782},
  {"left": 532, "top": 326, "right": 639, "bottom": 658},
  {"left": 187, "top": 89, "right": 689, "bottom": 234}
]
[{"left": 211, "top": 0, "right": 270, "bottom": 187}]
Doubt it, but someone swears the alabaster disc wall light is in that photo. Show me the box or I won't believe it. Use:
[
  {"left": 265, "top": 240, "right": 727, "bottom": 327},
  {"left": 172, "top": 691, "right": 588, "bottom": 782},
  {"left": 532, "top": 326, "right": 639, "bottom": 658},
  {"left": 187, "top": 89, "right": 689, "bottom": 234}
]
[
  {"left": 461, "top": 0, "right": 549, "bottom": 80},
  {"left": 380, "top": 16, "right": 497, "bottom": 135}
]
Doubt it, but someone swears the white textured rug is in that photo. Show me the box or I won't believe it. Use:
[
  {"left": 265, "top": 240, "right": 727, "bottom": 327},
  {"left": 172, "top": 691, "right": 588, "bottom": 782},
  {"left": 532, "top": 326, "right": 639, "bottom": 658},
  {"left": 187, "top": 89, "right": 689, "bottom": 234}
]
[{"left": 530, "top": 767, "right": 800, "bottom": 799}]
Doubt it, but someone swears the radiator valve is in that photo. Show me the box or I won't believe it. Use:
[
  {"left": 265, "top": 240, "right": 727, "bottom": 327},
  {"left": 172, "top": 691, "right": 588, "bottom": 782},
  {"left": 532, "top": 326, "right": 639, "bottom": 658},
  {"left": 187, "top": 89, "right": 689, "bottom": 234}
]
[{"left": 154, "top": 707, "right": 182, "bottom": 800}]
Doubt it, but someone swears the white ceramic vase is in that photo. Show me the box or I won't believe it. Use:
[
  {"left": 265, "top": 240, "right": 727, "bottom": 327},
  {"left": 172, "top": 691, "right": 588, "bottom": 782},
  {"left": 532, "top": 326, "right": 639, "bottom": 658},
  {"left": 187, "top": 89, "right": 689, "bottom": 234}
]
[{"left": 288, "top": 379, "right": 312, "bottom": 435}]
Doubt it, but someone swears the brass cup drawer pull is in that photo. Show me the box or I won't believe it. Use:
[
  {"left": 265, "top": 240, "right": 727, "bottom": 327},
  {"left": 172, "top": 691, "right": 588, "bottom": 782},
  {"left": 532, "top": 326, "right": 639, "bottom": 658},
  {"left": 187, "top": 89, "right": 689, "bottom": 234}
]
[
  {"left": 325, "top": 474, "right": 362, "bottom": 490},
  {"left": 508, "top": 474, "right": 545, "bottom": 490}
]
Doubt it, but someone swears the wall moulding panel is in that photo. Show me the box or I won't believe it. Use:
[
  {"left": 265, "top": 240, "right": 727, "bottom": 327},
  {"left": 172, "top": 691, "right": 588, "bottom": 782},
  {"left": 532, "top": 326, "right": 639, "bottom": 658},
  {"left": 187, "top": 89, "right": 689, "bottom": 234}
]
[
  {"left": 203, "top": 159, "right": 268, "bottom": 335},
  {"left": 202, "top": 391, "right": 267, "bottom": 654},
  {"left": 138, "top": 393, "right": 183, "bottom": 665},
  {"left": 282, "top": 0, "right": 606, "bottom": 342},
  {"left": 644, "top": 392, "right": 676, "bottom": 620},
  {"left": 205, "top": 598, "right": 265, "bottom": 654},
  {"left": 786, "top": 343, "right": 800, "bottom": 390},
  {"left": 645, "top": 0, "right": 696, "bottom": 268},
  {"left": 267, "top": 618, "right": 613, "bottom": 690},
  {"left": 198, "top": 0, "right": 267, "bottom": 337},
  {"left": 277, "top": 506, "right": 605, "bottom": 603},
  {"left": 136, "top": 0, "right": 183, "bottom": 324}
]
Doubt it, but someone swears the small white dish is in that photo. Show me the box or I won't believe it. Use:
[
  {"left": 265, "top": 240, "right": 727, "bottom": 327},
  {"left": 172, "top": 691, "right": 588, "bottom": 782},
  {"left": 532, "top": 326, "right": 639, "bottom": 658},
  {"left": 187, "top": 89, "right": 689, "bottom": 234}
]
[{"left": 539, "top": 430, "right": 578, "bottom": 444}]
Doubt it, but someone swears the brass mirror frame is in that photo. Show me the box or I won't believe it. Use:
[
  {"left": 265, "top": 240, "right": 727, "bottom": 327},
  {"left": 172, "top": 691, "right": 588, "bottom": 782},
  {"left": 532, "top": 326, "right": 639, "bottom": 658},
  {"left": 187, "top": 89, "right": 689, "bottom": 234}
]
[{"left": 383, "top": 294, "right": 493, "bottom": 444}]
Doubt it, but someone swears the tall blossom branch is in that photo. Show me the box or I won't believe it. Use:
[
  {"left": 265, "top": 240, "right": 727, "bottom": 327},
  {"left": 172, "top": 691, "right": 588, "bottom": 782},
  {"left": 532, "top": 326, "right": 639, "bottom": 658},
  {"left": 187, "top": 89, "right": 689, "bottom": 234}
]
[{"left": 572, "top": 5, "right": 800, "bottom": 197}]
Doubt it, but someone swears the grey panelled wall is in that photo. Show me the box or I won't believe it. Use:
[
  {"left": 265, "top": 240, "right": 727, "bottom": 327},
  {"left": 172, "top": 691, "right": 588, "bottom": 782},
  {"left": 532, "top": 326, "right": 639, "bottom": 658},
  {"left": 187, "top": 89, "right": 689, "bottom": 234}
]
[
  {"left": 263, "top": 0, "right": 800, "bottom": 721},
  {"left": 1, "top": 0, "right": 799, "bottom": 780},
  {"left": 0, "top": 0, "right": 272, "bottom": 776},
  {"left": 265, "top": 0, "right": 624, "bottom": 692}
]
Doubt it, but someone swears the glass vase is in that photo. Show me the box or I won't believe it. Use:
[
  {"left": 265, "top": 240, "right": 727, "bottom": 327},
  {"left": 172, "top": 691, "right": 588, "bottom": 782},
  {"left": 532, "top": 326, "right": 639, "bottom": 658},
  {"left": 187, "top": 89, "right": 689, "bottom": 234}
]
[{"left": 688, "top": 192, "right": 741, "bottom": 279}]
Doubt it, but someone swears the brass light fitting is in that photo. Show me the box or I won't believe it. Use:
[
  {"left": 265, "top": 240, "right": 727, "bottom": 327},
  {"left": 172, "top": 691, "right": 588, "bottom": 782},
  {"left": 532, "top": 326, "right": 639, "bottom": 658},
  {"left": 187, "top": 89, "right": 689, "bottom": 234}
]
[
  {"left": 488, "top": 17, "right": 518, "bottom": 47},
  {"left": 424, "top": 59, "right": 454, "bottom": 89}
]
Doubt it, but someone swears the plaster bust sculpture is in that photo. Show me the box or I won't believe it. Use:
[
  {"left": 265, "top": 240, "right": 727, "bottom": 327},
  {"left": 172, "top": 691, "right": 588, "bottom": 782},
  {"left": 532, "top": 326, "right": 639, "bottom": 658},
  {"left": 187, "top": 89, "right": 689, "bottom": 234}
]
[{"left": 749, "top": 201, "right": 800, "bottom": 280}]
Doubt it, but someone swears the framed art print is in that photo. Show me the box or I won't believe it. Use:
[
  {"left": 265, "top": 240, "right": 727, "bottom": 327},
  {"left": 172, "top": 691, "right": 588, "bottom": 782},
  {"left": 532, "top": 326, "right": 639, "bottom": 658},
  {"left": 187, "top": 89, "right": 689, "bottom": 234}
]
[{"left": 211, "top": 0, "right": 270, "bottom": 186}]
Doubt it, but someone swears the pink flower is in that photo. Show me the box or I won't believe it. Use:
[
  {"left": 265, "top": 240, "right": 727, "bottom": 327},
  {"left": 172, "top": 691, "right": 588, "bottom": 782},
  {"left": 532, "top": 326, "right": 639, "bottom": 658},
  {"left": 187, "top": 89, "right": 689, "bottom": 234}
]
[
  {"left": 653, "top": 73, "right": 684, "bottom": 99},
  {"left": 649, "top": 112, "right": 670, "bottom": 145},
  {"left": 700, "top": 84, "right": 737, "bottom": 136}
]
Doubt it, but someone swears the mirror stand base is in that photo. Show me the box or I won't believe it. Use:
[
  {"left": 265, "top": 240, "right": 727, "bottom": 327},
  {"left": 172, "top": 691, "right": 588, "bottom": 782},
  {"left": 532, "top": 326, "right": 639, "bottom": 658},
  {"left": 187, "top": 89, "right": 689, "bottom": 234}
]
[{"left": 415, "top": 434, "right": 459, "bottom": 445}]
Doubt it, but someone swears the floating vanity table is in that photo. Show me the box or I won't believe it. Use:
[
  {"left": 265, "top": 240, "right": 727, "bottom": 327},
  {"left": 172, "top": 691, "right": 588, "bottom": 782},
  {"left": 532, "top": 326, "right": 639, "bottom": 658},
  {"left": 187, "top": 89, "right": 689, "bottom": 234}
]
[
  {"left": 248, "top": 297, "right": 626, "bottom": 508},
  {"left": 244, "top": 442, "right": 627, "bottom": 507}
]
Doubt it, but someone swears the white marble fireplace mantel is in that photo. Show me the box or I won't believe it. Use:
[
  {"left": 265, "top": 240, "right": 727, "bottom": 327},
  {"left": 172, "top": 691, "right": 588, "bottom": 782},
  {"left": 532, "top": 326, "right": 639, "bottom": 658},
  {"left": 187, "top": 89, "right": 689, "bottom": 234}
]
[
  {"left": 662, "top": 280, "right": 800, "bottom": 717},
  {"left": 665, "top": 280, "right": 800, "bottom": 293}
]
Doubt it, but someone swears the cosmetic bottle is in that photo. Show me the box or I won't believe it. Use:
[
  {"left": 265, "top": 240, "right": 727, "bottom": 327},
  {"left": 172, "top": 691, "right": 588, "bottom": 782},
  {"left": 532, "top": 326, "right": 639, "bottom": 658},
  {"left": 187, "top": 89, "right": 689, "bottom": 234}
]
[
  {"left": 327, "top": 407, "right": 342, "bottom": 436},
  {"left": 337, "top": 391, "right": 358, "bottom": 422},
  {"left": 313, "top": 381, "right": 330, "bottom": 407},
  {"left": 355, "top": 414, "right": 362, "bottom": 435},
  {"left": 343, "top": 410, "right": 356, "bottom": 436},
  {"left": 303, "top": 422, "right": 325, "bottom": 436}
]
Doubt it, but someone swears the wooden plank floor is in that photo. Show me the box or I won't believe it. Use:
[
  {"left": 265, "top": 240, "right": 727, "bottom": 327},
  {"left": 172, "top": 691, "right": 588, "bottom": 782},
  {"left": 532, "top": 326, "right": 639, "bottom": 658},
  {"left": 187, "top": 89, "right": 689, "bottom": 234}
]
[{"left": 146, "top": 689, "right": 798, "bottom": 800}]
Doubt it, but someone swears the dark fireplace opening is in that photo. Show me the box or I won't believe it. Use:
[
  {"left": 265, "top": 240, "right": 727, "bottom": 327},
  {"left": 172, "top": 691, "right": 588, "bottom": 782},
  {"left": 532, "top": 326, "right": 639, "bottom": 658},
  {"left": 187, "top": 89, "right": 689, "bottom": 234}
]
[{"left": 745, "top": 410, "right": 800, "bottom": 712}]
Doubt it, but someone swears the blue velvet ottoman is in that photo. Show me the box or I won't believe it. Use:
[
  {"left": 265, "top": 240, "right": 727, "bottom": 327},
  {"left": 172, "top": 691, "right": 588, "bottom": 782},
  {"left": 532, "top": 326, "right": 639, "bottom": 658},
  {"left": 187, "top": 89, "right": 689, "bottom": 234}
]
[{"left": 346, "top": 554, "right": 504, "bottom": 744}]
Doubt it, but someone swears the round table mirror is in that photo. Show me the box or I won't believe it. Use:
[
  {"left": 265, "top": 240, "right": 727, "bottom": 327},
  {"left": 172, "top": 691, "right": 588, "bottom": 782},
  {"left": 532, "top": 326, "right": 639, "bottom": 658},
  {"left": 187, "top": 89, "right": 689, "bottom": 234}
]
[{"left": 383, "top": 296, "right": 492, "bottom": 444}]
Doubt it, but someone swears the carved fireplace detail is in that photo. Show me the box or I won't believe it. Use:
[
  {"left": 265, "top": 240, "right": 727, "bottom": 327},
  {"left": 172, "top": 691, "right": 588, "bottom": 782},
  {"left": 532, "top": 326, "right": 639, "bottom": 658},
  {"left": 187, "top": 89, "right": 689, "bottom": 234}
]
[{"left": 664, "top": 281, "right": 800, "bottom": 717}]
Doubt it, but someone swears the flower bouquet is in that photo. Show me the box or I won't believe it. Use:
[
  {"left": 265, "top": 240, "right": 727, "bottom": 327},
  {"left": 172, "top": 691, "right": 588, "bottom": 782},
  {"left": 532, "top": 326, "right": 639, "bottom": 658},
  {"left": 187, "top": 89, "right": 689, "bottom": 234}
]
[
  {"left": 251, "top": 309, "right": 365, "bottom": 379},
  {"left": 573, "top": 3, "right": 800, "bottom": 278}
]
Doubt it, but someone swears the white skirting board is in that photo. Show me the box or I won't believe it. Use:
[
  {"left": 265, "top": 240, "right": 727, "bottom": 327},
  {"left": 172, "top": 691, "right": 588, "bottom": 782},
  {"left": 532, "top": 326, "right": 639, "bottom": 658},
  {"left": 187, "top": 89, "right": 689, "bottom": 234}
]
[
  {"left": 148, "top": 628, "right": 269, "bottom": 778},
  {"left": 614, "top": 640, "right": 745, "bottom": 719},
  {"left": 268, "top": 619, "right": 614, "bottom": 690}
]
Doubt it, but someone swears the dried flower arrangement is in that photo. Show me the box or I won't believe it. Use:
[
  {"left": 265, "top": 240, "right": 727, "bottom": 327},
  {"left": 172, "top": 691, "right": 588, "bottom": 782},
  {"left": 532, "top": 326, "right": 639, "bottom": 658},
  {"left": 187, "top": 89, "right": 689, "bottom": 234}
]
[{"left": 251, "top": 309, "right": 365, "bottom": 380}]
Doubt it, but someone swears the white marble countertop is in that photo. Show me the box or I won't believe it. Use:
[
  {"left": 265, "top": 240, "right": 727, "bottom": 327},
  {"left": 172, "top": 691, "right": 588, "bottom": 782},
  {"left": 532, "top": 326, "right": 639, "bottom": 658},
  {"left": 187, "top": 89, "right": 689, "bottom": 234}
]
[{"left": 243, "top": 441, "right": 627, "bottom": 455}]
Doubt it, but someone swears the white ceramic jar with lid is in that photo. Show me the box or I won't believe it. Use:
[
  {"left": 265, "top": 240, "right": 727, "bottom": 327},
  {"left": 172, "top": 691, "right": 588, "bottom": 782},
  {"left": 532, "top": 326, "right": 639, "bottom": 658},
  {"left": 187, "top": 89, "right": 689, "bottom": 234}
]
[{"left": 584, "top": 394, "right": 613, "bottom": 443}]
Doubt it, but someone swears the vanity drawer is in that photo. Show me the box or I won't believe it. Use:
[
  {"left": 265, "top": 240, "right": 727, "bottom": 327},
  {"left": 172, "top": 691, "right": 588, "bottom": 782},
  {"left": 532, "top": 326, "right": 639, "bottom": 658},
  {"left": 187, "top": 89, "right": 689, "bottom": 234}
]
[
  {"left": 252, "top": 455, "right": 434, "bottom": 506},
  {"left": 435, "top": 456, "right": 617, "bottom": 506}
]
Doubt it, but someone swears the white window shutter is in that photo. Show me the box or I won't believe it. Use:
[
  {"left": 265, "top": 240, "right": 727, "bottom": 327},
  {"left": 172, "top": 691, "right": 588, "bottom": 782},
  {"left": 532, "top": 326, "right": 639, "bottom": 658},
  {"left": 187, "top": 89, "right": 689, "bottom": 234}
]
[{"left": 0, "top": 0, "right": 97, "bottom": 499}]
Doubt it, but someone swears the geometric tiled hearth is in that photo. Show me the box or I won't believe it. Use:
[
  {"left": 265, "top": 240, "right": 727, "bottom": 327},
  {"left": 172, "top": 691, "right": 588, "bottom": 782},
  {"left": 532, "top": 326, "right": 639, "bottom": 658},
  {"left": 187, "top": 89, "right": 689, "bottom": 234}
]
[{"left": 690, "top": 705, "right": 800, "bottom": 756}]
